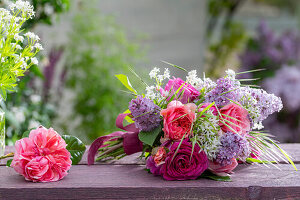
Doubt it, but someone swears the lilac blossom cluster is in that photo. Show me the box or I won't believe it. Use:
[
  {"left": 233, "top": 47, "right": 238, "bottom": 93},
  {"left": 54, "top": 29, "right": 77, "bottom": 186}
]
[
  {"left": 205, "top": 77, "right": 240, "bottom": 106},
  {"left": 240, "top": 21, "right": 300, "bottom": 70},
  {"left": 264, "top": 66, "right": 300, "bottom": 111},
  {"left": 129, "top": 96, "right": 161, "bottom": 132},
  {"left": 247, "top": 88, "right": 283, "bottom": 122},
  {"left": 216, "top": 132, "right": 250, "bottom": 166}
]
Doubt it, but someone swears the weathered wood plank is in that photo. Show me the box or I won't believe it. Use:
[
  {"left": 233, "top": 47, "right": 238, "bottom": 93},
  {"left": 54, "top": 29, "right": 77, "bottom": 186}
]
[
  {"left": 2, "top": 143, "right": 299, "bottom": 166},
  {"left": 0, "top": 164, "right": 299, "bottom": 199},
  {"left": 0, "top": 146, "right": 145, "bottom": 166}
]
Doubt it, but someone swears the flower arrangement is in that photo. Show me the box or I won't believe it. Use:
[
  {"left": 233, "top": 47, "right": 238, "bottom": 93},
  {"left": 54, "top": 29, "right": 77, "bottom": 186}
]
[{"left": 88, "top": 65, "right": 297, "bottom": 181}]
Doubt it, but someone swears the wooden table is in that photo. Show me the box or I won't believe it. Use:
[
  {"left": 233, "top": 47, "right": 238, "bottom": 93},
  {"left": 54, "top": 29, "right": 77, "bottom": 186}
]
[{"left": 0, "top": 144, "right": 300, "bottom": 200}]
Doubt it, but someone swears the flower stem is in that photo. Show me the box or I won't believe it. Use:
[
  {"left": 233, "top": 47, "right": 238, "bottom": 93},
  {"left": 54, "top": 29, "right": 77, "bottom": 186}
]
[{"left": 0, "top": 152, "right": 14, "bottom": 160}]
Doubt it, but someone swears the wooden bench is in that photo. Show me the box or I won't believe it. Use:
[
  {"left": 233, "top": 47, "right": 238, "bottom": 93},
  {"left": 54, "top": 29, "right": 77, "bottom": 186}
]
[{"left": 0, "top": 144, "right": 299, "bottom": 199}]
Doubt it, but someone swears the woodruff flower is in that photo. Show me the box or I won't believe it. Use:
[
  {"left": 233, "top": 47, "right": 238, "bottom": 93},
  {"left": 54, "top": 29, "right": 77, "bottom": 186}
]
[
  {"left": 0, "top": 0, "right": 42, "bottom": 100},
  {"left": 129, "top": 96, "right": 161, "bottom": 132},
  {"left": 216, "top": 132, "right": 250, "bottom": 166}
]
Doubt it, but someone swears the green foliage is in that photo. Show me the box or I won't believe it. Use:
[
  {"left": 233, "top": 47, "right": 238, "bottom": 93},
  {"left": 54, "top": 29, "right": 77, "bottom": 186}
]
[
  {"left": 0, "top": 3, "right": 42, "bottom": 100},
  {"left": 115, "top": 74, "right": 137, "bottom": 95},
  {"left": 1, "top": 0, "right": 70, "bottom": 143},
  {"left": 205, "top": 0, "right": 247, "bottom": 78},
  {"left": 138, "top": 125, "right": 162, "bottom": 146},
  {"left": 62, "top": 135, "right": 86, "bottom": 165},
  {"left": 200, "top": 170, "right": 232, "bottom": 182},
  {"left": 0, "top": 0, "right": 71, "bottom": 30},
  {"left": 64, "top": 1, "right": 143, "bottom": 142},
  {"left": 6, "top": 158, "right": 12, "bottom": 167}
]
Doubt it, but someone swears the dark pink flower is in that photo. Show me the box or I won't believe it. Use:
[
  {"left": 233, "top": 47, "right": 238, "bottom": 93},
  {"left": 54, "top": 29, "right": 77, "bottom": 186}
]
[
  {"left": 163, "top": 78, "right": 200, "bottom": 104},
  {"left": 160, "top": 139, "right": 208, "bottom": 180}
]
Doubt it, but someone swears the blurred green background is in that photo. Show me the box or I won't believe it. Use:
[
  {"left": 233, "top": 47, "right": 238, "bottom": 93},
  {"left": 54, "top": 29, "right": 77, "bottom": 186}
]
[{"left": 2, "top": 0, "right": 300, "bottom": 144}]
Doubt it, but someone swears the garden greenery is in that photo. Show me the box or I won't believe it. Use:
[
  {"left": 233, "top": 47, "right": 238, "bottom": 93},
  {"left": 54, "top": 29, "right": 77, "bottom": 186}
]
[
  {"left": 64, "top": 2, "right": 143, "bottom": 142},
  {"left": 0, "top": 0, "right": 42, "bottom": 100}
]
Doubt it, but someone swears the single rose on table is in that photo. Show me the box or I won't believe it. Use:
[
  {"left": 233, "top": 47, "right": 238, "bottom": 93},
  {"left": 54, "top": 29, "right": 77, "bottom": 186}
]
[{"left": 11, "top": 126, "right": 72, "bottom": 183}]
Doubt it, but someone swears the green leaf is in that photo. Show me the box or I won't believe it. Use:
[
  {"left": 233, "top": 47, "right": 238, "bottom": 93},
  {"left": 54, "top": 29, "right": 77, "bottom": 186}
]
[
  {"left": 123, "top": 109, "right": 134, "bottom": 123},
  {"left": 115, "top": 74, "right": 137, "bottom": 95},
  {"left": 246, "top": 158, "right": 276, "bottom": 164},
  {"left": 138, "top": 125, "right": 162, "bottom": 146},
  {"left": 161, "top": 61, "right": 187, "bottom": 72},
  {"left": 200, "top": 171, "right": 232, "bottom": 182},
  {"left": 6, "top": 159, "right": 12, "bottom": 167},
  {"left": 22, "top": 130, "right": 31, "bottom": 138},
  {"left": 30, "top": 65, "right": 44, "bottom": 79},
  {"left": 62, "top": 135, "right": 86, "bottom": 165}
]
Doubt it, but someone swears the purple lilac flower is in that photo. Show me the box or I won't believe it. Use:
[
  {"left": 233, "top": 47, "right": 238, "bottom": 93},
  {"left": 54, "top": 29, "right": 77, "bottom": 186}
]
[
  {"left": 216, "top": 132, "right": 250, "bottom": 166},
  {"left": 129, "top": 96, "right": 161, "bottom": 132},
  {"left": 264, "top": 65, "right": 300, "bottom": 111},
  {"left": 205, "top": 77, "right": 240, "bottom": 106},
  {"left": 248, "top": 88, "right": 283, "bottom": 121},
  {"left": 240, "top": 21, "right": 300, "bottom": 73}
]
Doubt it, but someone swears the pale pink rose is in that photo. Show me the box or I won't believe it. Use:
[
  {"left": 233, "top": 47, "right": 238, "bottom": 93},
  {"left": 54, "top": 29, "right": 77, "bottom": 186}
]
[
  {"left": 208, "top": 158, "right": 238, "bottom": 176},
  {"left": 161, "top": 101, "right": 196, "bottom": 140},
  {"left": 220, "top": 103, "right": 250, "bottom": 136},
  {"left": 12, "top": 126, "right": 72, "bottom": 182},
  {"left": 163, "top": 78, "right": 200, "bottom": 104}
]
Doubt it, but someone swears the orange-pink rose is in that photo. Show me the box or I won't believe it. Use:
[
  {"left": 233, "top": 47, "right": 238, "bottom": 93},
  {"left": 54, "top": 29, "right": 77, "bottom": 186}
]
[
  {"left": 12, "top": 126, "right": 72, "bottom": 182},
  {"left": 161, "top": 101, "right": 196, "bottom": 140},
  {"left": 153, "top": 147, "right": 167, "bottom": 166},
  {"left": 220, "top": 103, "right": 250, "bottom": 136}
]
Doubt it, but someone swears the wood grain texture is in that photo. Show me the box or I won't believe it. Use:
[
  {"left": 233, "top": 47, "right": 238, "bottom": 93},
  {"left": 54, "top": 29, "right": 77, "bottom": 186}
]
[
  {"left": 0, "top": 164, "right": 299, "bottom": 199},
  {"left": 1, "top": 144, "right": 299, "bottom": 199}
]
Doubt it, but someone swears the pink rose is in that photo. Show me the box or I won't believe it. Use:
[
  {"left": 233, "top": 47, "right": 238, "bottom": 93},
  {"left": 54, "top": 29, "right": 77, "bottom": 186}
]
[
  {"left": 11, "top": 126, "right": 72, "bottom": 182},
  {"left": 160, "top": 139, "right": 208, "bottom": 180},
  {"left": 208, "top": 158, "right": 238, "bottom": 176},
  {"left": 220, "top": 103, "right": 250, "bottom": 136},
  {"left": 198, "top": 103, "right": 218, "bottom": 116},
  {"left": 163, "top": 77, "right": 200, "bottom": 104},
  {"left": 161, "top": 101, "right": 196, "bottom": 140}
]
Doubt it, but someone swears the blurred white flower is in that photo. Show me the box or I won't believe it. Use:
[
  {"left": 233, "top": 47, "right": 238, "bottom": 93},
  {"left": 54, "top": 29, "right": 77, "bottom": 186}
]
[
  {"left": 225, "top": 69, "right": 236, "bottom": 79},
  {"left": 28, "top": 120, "right": 40, "bottom": 129},
  {"left": 11, "top": 106, "right": 25, "bottom": 123},
  {"left": 149, "top": 67, "right": 159, "bottom": 79},
  {"left": 30, "top": 94, "right": 41, "bottom": 103},
  {"left": 31, "top": 57, "right": 38, "bottom": 65},
  {"left": 44, "top": 4, "right": 54, "bottom": 15}
]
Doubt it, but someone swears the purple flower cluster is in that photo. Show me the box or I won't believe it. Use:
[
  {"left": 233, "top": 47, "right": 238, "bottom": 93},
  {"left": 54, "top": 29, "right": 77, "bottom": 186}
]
[
  {"left": 240, "top": 21, "right": 300, "bottom": 71},
  {"left": 264, "top": 66, "right": 300, "bottom": 111},
  {"left": 129, "top": 96, "right": 161, "bottom": 132},
  {"left": 248, "top": 88, "right": 283, "bottom": 121},
  {"left": 216, "top": 132, "right": 250, "bottom": 166},
  {"left": 205, "top": 77, "right": 240, "bottom": 106}
]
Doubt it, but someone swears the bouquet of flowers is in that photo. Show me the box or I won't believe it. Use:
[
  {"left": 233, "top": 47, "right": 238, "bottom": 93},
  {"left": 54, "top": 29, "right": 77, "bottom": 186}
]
[{"left": 88, "top": 65, "right": 296, "bottom": 181}]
